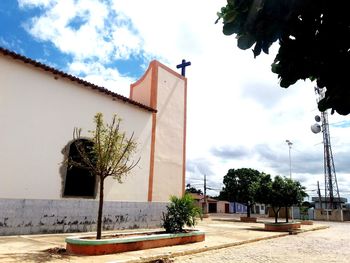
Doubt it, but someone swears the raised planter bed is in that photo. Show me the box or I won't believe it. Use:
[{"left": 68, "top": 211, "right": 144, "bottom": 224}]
[
  {"left": 300, "top": 220, "right": 313, "bottom": 225},
  {"left": 264, "top": 222, "right": 301, "bottom": 231},
  {"left": 66, "top": 230, "right": 205, "bottom": 255},
  {"left": 240, "top": 217, "right": 257, "bottom": 223}
]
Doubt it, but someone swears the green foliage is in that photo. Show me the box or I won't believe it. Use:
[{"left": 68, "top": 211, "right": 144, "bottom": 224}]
[
  {"left": 217, "top": 0, "right": 350, "bottom": 115},
  {"left": 70, "top": 113, "right": 139, "bottom": 182},
  {"left": 300, "top": 202, "right": 312, "bottom": 220},
  {"left": 162, "top": 193, "right": 202, "bottom": 233},
  {"left": 268, "top": 176, "right": 308, "bottom": 223},
  {"left": 185, "top": 184, "right": 203, "bottom": 195},
  {"left": 221, "top": 168, "right": 265, "bottom": 217},
  {"left": 254, "top": 172, "right": 272, "bottom": 205},
  {"left": 90, "top": 113, "right": 139, "bottom": 182}
]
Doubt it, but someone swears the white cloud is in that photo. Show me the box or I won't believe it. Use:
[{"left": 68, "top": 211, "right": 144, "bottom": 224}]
[
  {"left": 111, "top": 26, "right": 142, "bottom": 60},
  {"left": 18, "top": 0, "right": 53, "bottom": 8},
  {"left": 22, "top": 0, "right": 142, "bottom": 62},
  {"left": 68, "top": 60, "right": 134, "bottom": 96},
  {"left": 17, "top": 0, "right": 350, "bottom": 200}
]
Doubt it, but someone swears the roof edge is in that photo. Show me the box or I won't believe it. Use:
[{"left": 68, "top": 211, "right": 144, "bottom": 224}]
[{"left": 0, "top": 47, "right": 157, "bottom": 113}]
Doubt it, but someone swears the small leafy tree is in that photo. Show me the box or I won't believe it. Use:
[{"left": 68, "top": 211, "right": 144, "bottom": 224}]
[
  {"left": 268, "top": 176, "right": 307, "bottom": 223},
  {"left": 221, "top": 168, "right": 262, "bottom": 218},
  {"left": 162, "top": 193, "right": 202, "bottom": 233},
  {"left": 66, "top": 113, "right": 139, "bottom": 239},
  {"left": 269, "top": 176, "right": 288, "bottom": 223},
  {"left": 300, "top": 201, "right": 312, "bottom": 220}
]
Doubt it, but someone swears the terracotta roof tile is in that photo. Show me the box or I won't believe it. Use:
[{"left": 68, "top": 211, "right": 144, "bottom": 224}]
[{"left": 0, "top": 47, "right": 156, "bottom": 113}]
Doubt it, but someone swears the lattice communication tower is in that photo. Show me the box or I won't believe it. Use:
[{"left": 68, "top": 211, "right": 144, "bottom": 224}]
[{"left": 311, "top": 86, "right": 341, "bottom": 209}]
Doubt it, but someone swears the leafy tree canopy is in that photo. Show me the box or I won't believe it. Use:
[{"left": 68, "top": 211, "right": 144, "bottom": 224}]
[
  {"left": 221, "top": 168, "right": 266, "bottom": 217},
  {"left": 217, "top": 0, "right": 350, "bottom": 115},
  {"left": 185, "top": 184, "right": 203, "bottom": 195}
]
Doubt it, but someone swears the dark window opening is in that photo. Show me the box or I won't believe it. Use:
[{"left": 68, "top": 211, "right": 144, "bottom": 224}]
[
  {"left": 208, "top": 203, "right": 217, "bottom": 213},
  {"left": 63, "top": 139, "right": 96, "bottom": 197}
]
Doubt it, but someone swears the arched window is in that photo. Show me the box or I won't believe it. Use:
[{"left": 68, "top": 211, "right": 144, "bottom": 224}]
[{"left": 63, "top": 139, "right": 96, "bottom": 197}]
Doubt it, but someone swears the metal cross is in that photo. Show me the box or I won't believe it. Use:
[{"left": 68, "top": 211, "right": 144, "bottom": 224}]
[{"left": 176, "top": 59, "right": 191, "bottom": 77}]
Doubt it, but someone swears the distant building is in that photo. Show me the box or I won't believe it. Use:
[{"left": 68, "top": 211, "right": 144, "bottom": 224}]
[
  {"left": 229, "top": 202, "right": 247, "bottom": 214},
  {"left": 189, "top": 193, "right": 222, "bottom": 213},
  {"left": 217, "top": 201, "right": 230, "bottom": 213},
  {"left": 311, "top": 197, "right": 350, "bottom": 221},
  {"left": 311, "top": 197, "right": 347, "bottom": 209},
  {"left": 252, "top": 203, "right": 267, "bottom": 215}
]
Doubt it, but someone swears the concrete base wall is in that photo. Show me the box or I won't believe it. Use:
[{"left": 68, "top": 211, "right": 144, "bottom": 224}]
[
  {"left": 0, "top": 199, "right": 167, "bottom": 236},
  {"left": 314, "top": 208, "right": 344, "bottom": 221},
  {"left": 342, "top": 210, "right": 350, "bottom": 221}
]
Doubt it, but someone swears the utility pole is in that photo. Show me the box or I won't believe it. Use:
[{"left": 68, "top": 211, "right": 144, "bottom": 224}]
[
  {"left": 286, "top": 140, "right": 293, "bottom": 179},
  {"left": 286, "top": 140, "right": 294, "bottom": 221},
  {"left": 203, "top": 174, "right": 208, "bottom": 214},
  {"left": 317, "top": 181, "right": 322, "bottom": 209}
]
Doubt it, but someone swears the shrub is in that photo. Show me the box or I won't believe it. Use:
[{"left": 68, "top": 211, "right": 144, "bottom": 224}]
[{"left": 162, "top": 193, "right": 202, "bottom": 233}]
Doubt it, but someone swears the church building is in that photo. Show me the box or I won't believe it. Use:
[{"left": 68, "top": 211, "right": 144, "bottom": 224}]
[{"left": 0, "top": 47, "right": 187, "bottom": 235}]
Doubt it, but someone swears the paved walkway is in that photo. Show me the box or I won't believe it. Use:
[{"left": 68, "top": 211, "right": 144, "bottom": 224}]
[
  {"left": 0, "top": 214, "right": 328, "bottom": 263},
  {"left": 174, "top": 221, "right": 350, "bottom": 263}
]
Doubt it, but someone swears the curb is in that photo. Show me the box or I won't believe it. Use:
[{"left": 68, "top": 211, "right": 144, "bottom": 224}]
[{"left": 130, "top": 225, "right": 330, "bottom": 263}]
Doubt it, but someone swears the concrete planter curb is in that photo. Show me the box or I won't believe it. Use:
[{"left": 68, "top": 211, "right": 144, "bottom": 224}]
[
  {"left": 300, "top": 220, "right": 314, "bottom": 225},
  {"left": 66, "top": 230, "right": 205, "bottom": 255},
  {"left": 264, "top": 222, "right": 301, "bottom": 231},
  {"left": 240, "top": 217, "right": 257, "bottom": 223},
  {"left": 133, "top": 225, "right": 330, "bottom": 263}
]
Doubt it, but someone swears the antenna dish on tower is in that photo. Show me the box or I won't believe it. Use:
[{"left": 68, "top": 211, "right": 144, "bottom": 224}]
[
  {"left": 311, "top": 123, "right": 321, "bottom": 134},
  {"left": 315, "top": 115, "right": 321, "bottom": 122}
]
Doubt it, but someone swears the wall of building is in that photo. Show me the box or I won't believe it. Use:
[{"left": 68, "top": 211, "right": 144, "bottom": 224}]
[
  {"left": 0, "top": 198, "right": 167, "bottom": 235},
  {"left": 130, "top": 61, "right": 186, "bottom": 202},
  {"left": 343, "top": 210, "right": 350, "bottom": 221},
  {"left": 315, "top": 209, "right": 345, "bottom": 221},
  {"left": 130, "top": 65, "right": 153, "bottom": 107},
  {"left": 152, "top": 65, "right": 186, "bottom": 201},
  {"left": 229, "top": 202, "right": 247, "bottom": 213},
  {"left": 268, "top": 207, "right": 291, "bottom": 219},
  {"left": 217, "top": 201, "right": 229, "bottom": 213},
  {"left": 252, "top": 204, "right": 266, "bottom": 215},
  {"left": 0, "top": 54, "right": 152, "bottom": 202}
]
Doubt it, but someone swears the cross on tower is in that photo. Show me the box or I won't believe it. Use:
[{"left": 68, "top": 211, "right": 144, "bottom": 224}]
[{"left": 176, "top": 59, "right": 191, "bottom": 77}]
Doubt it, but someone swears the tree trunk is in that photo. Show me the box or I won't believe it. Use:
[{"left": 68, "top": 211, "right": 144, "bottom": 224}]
[
  {"left": 285, "top": 206, "right": 289, "bottom": 223},
  {"left": 96, "top": 177, "right": 105, "bottom": 240},
  {"left": 272, "top": 208, "right": 278, "bottom": 223},
  {"left": 273, "top": 207, "right": 280, "bottom": 223},
  {"left": 247, "top": 203, "right": 251, "bottom": 218}
]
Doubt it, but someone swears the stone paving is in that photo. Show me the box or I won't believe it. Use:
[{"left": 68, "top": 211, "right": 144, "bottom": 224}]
[
  {"left": 0, "top": 214, "right": 332, "bottom": 263},
  {"left": 173, "top": 221, "right": 350, "bottom": 263}
]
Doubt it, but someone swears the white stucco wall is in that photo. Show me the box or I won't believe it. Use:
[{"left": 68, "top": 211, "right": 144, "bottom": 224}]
[
  {"left": 0, "top": 54, "right": 152, "bottom": 201},
  {"left": 152, "top": 66, "right": 186, "bottom": 201},
  {"left": 128, "top": 62, "right": 186, "bottom": 202}
]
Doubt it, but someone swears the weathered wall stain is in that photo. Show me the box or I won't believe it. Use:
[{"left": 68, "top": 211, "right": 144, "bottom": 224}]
[{"left": 0, "top": 199, "right": 167, "bottom": 235}]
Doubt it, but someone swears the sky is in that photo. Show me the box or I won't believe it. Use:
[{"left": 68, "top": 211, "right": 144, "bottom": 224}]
[{"left": 1, "top": 0, "right": 350, "bottom": 201}]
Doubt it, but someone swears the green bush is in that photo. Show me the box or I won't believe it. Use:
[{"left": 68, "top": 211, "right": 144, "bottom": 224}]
[{"left": 162, "top": 193, "right": 202, "bottom": 233}]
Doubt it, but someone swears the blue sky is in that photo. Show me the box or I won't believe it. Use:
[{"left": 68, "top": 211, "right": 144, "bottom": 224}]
[
  {"left": 1, "top": 0, "right": 350, "bottom": 200},
  {"left": 0, "top": 0, "right": 146, "bottom": 80}
]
